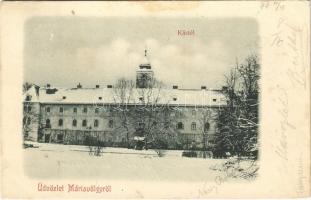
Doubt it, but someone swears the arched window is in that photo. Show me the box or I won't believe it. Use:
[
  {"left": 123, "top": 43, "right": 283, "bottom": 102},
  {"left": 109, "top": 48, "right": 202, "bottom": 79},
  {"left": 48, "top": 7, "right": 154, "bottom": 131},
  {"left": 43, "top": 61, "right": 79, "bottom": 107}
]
[
  {"left": 108, "top": 119, "right": 114, "bottom": 128},
  {"left": 72, "top": 119, "right": 77, "bottom": 127},
  {"left": 59, "top": 107, "right": 63, "bottom": 113},
  {"left": 27, "top": 117, "right": 31, "bottom": 125},
  {"left": 191, "top": 122, "right": 196, "bottom": 130},
  {"left": 46, "top": 119, "right": 51, "bottom": 128},
  {"left": 204, "top": 122, "right": 210, "bottom": 132},
  {"left": 82, "top": 120, "right": 87, "bottom": 127},
  {"left": 94, "top": 119, "right": 99, "bottom": 127},
  {"left": 95, "top": 108, "right": 99, "bottom": 114},
  {"left": 58, "top": 119, "right": 63, "bottom": 126},
  {"left": 177, "top": 122, "right": 184, "bottom": 130}
]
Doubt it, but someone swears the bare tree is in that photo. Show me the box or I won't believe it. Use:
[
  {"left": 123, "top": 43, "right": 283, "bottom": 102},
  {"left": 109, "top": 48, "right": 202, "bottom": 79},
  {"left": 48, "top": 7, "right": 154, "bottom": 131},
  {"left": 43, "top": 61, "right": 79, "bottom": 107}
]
[
  {"left": 112, "top": 77, "right": 182, "bottom": 153},
  {"left": 214, "top": 54, "right": 260, "bottom": 159},
  {"left": 112, "top": 78, "right": 136, "bottom": 148}
]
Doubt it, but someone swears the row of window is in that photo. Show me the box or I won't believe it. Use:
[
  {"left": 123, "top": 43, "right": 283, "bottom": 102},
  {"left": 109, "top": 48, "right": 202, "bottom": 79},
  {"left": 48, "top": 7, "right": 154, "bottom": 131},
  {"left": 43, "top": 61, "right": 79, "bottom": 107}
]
[
  {"left": 25, "top": 116, "right": 210, "bottom": 132},
  {"left": 45, "top": 119, "right": 114, "bottom": 128},
  {"left": 176, "top": 122, "right": 210, "bottom": 131},
  {"left": 46, "top": 107, "right": 100, "bottom": 114},
  {"left": 45, "top": 106, "right": 212, "bottom": 116}
]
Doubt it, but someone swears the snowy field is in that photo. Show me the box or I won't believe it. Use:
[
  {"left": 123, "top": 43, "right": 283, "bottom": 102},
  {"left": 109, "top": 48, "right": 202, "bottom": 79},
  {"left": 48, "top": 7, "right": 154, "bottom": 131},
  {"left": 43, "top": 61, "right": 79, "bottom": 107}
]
[{"left": 24, "top": 143, "right": 254, "bottom": 182}]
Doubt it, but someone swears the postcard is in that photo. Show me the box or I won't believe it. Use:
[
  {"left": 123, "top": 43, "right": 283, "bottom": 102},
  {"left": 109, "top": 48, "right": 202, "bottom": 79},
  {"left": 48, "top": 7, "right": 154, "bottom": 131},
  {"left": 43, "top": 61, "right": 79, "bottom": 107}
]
[{"left": 0, "top": 1, "right": 310, "bottom": 198}]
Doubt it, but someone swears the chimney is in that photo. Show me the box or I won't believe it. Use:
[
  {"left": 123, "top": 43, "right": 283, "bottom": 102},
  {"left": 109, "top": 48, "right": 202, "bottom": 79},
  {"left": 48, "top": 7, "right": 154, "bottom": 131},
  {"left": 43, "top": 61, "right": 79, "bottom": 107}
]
[
  {"left": 35, "top": 85, "right": 40, "bottom": 96},
  {"left": 222, "top": 86, "right": 228, "bottom": 91},
  {"left": 95, "top": 85, "right": 100, "bottom": 88},
  {"left": 201, "top": 86, "right": 207, "bottom": 90},
  {"left": 62, "top": 96, "right": 66, "bottom": 99},
  {"left": 107, "top": 85, "right": 113, "bottom": 88},
  {"left": 77, "top": 83, "right": 82, "bottom": 89},
  {"left": 173, "top": 85, "right": 178, "bottom": 89}
]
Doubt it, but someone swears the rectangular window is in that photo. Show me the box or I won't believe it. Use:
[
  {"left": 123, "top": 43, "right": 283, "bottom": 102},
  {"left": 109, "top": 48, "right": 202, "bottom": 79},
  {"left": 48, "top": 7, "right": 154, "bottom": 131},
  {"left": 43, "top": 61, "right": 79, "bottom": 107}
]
[
  {"left": 94, "top": 120, "right": 99, "bottom": 127},
  {"left": 46, "top": 107, "right": 50, "bottom": 112},
  {"left": 73, "top": 107, "right": 77, "bottom": 113},
  {"left": 108, "top": 120, "right": 114, "bottom": 128},
  {"left": 83, "top": 107, "right": 87, "bottom": 113},
  {"left": 191, "top": 122, "right": 197, "bottom": 130},
  {"left": 59, "top": 107, "right": 63, "bottom": 113},
  {"left": 58, "top": 119, "right": 63, "bottom": 126}
]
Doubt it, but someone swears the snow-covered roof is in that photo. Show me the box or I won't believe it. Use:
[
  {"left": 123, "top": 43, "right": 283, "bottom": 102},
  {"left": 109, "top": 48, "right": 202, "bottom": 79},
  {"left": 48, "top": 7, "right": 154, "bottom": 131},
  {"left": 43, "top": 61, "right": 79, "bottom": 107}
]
[{"left": 23, "top": 86, "right": 227, "bottom": 107}]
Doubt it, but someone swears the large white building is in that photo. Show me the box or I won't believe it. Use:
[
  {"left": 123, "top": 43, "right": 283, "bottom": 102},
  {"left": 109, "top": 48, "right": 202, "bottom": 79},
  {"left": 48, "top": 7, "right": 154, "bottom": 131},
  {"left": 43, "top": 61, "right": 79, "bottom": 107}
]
[{"left": 23, "top": 51, "right": 227, "bottom": 149}]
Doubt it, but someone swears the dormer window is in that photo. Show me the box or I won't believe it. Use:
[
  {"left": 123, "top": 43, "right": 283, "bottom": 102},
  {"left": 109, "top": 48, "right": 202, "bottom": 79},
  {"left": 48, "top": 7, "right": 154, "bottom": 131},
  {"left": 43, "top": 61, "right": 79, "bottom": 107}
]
[
  {"left": 139, "top": 97, "right": 143, "bottom": 101},
  {"left": 98, "top": 97, "right": 102, "bottom": 100},
  {"left": 25, "top": 95, "right": 31, "bottom": 101},
  {"left": 173, "top": 97, "right": 177, "bottom": 101},
  {"left": 213, "top": 99, "right": 217, "bottom": 102}
]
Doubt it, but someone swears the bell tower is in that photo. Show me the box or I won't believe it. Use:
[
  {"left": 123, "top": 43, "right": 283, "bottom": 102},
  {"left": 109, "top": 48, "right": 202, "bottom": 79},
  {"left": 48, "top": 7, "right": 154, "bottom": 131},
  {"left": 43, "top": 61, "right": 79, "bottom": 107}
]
[{"left": 136, "top": 49, "right": 154, "bottom": 88}]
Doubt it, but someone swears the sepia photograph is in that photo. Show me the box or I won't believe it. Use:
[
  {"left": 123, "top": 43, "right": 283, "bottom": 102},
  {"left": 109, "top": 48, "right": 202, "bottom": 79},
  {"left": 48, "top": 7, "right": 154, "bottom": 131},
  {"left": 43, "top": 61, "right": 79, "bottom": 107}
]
[
  {"left": 1, "top": 1, "right": 309, "bottom": 198},
  {"left": 22, "top": 17, "right": 259, "bottom": 181}
]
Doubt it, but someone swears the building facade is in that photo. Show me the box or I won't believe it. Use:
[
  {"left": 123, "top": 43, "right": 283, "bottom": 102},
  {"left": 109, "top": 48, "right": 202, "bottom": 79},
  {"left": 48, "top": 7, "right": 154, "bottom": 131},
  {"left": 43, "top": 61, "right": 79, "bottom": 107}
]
[{"left": 23, "top": 51, "right": 227, "bottom": 150}]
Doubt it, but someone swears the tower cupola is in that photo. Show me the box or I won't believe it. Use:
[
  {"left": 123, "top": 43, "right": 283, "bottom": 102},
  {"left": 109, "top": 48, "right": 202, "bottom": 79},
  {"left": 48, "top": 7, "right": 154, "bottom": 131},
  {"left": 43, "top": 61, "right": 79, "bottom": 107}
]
[{"left": 136, "top": 49, "right": 154, "bottom": 88}]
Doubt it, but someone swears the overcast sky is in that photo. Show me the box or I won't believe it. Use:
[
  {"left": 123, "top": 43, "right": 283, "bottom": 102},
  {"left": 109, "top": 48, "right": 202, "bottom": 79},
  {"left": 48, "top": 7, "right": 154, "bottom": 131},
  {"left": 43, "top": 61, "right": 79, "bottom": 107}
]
[{"left": 24, "top": 17, "right": 258, "bottom": 89}]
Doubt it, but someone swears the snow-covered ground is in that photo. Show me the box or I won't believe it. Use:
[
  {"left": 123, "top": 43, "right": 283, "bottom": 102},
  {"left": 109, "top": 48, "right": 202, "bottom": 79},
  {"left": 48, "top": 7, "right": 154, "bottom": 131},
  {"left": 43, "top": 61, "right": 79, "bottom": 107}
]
[{"left": 24, "top": 143, "right": 254, "bottom": 181}]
